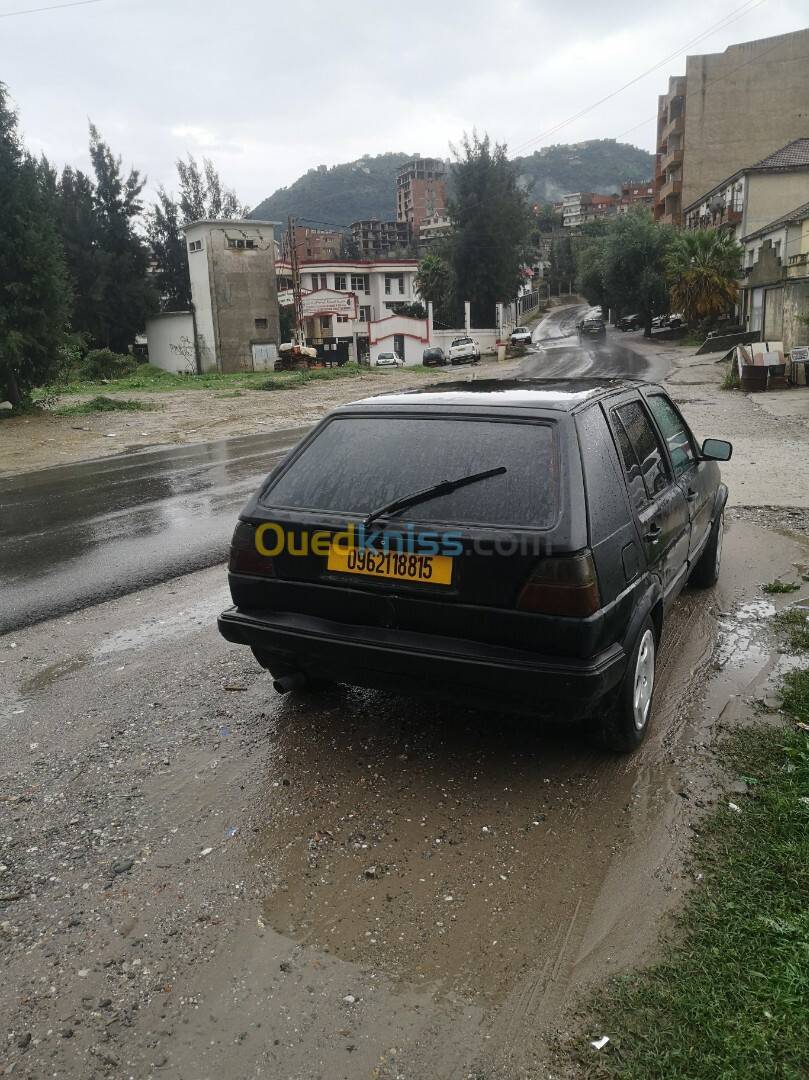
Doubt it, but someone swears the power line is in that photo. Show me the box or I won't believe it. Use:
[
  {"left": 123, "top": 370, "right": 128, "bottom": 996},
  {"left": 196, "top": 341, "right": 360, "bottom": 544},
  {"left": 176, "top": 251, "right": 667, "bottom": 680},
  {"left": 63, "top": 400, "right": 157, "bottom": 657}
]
[
  {"left": 0, "top": 0, "right": 106, "bottom": 18},
  {"left": 509, "top": 0, "right": 768, "bottom": 156}
]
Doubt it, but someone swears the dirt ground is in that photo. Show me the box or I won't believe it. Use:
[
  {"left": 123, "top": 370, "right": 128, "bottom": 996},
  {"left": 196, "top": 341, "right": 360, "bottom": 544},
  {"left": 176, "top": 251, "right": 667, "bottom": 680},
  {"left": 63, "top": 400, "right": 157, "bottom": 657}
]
[
  {"left": 1, "top": 517, "right": 807, "bottom": 1079},
  {"left": 0, "top": 357, "right": 523, "bottom": 479}
]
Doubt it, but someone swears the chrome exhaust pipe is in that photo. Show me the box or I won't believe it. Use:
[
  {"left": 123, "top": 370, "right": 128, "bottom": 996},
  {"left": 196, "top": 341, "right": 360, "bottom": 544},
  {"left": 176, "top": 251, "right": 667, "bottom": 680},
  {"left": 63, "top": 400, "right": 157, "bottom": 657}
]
[{"left": 272, "top": 672, "right": 307, "bottom": 695}]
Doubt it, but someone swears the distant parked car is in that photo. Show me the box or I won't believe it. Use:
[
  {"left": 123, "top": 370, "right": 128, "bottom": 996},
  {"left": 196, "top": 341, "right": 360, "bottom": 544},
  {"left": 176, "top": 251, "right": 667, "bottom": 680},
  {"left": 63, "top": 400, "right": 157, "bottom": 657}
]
[
  {"left": 375, "top": 351, "right": 404, "bottom": 367},
  {"left": 447, "top": 337, "right": 481, "bottom": 365},
  {"left": 667, "top": 313, "right": 683, "bottom": 328},
  {"left": 422, "top": 347, "right": 447, "bottom": 367},
  {"left": 510, "top": 326, "right": 533, "bottom": 345},
  {"left": 617, "top": 314, "right": 641, "bottom": 332}
]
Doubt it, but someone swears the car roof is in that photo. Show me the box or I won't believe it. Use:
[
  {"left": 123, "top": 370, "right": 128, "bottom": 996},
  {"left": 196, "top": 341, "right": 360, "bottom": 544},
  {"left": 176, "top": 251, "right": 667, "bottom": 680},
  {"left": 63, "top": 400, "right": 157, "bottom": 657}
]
[{"left": 341, "top": 378, "right": 651, "bottom": 414}]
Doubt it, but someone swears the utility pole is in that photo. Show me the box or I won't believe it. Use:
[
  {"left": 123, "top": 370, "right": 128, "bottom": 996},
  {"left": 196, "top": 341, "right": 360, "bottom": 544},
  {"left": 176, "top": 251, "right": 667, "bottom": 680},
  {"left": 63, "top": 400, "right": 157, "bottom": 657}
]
[{"left": 288, "top": 215, "right": 306, "bottom": 347}]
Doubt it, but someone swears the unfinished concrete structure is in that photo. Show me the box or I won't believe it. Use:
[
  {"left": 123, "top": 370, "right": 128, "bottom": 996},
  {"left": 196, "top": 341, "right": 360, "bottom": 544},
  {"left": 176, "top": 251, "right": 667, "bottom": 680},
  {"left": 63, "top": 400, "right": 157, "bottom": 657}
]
[{"left": 184, "top": 218, "right": 281, "bottom": 373}]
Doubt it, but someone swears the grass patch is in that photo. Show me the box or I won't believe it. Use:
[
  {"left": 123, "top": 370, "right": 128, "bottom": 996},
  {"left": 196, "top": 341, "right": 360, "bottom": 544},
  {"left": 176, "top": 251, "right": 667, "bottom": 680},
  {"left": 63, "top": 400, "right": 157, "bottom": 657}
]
[
  {"left": 721, "top": 370, "right": 741, "bottom": 390},
  {"left": 763, "top": 581, "right": 802, "bottom": 594},
  {"left": 33, "top": 361, "right": 445, "bottom": 400},
  {"left": 568, "top": 629, "right": 809, "bottom": 1078},
  {"left": 775, "top": 609, "right": 809, "bottom": 654},
  {"left": 51, "top": 395, "right": 156, "bottom": 416}
]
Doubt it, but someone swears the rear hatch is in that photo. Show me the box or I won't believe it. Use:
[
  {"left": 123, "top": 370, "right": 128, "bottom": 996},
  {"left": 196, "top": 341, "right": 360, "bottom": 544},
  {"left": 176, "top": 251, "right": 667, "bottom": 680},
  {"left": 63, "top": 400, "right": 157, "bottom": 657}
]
[{"left": 228, "top": 407, "right": 595, "bottom": 657}]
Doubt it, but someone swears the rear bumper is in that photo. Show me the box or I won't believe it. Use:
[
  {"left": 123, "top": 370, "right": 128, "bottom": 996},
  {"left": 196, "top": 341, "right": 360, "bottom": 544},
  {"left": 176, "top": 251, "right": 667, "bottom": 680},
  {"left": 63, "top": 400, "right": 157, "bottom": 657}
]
[{"left": 217, "top": 607, "right": 627, "bottom": 719}]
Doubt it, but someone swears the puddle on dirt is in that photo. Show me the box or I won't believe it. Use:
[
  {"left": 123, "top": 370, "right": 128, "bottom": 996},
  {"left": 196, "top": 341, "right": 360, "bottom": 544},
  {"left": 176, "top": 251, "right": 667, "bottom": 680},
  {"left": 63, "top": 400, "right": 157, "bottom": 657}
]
[
  {"left": 20, "top": 654, "right": 89, "bottom": 695},
  {"left": 94, "top": 593, "right": 227, "bottom": 657}
]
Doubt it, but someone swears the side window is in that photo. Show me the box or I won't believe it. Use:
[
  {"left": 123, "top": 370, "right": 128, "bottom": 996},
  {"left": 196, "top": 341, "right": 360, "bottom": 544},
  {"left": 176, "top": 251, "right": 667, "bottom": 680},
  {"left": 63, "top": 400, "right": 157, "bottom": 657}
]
[
  {"left": 611, "top": 401, "right": 673, "bottom": 508},
  {"left": 612, "top": 414, "right": 648, "bottom": 512},
  {"left": 647, "top": 394, "right": 697, "bottom": 477}
]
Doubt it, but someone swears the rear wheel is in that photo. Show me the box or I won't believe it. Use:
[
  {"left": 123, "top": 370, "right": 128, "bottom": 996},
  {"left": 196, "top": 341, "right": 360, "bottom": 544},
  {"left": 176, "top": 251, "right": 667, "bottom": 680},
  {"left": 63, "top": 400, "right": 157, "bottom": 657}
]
[
  {"left": 595, "top": 617, "right": 656, "bottom": 753},
  {"left": 690, "top": 512, "right": 723, "bottom": 588}
]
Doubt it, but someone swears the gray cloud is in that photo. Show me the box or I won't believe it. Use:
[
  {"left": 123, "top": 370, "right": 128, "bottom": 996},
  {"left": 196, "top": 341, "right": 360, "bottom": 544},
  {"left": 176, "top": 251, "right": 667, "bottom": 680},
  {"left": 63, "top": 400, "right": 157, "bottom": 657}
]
[{"left": 1, "top": 0, "right": 806, "bottom": 207}]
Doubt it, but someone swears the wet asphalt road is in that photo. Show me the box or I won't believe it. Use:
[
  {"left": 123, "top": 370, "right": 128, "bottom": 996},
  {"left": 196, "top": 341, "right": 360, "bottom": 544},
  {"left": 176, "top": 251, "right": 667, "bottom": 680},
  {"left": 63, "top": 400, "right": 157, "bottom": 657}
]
[
  {"left": 0, "top": 427, "right": 308, "bottom": 634},
  {"left": 0, "top": 306, "right": 663, "bottom": 635}
]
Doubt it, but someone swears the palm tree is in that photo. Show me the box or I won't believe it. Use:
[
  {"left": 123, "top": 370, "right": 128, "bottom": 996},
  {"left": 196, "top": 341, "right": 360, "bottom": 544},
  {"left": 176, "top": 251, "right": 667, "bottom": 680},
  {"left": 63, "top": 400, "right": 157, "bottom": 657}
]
[
  {"left": 664, "top": 229, "right": 742, "bottom": 326},
  {"left": 414, "top": 253, "right": 455, "bottom": 327}
]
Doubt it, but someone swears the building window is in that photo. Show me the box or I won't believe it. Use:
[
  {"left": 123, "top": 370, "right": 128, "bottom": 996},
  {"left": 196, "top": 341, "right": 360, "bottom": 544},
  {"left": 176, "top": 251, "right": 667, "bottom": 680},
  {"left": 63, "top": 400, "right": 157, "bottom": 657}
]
[
  {"left": 358, "top": 305, "right": 371, "bottom": 321},
  {"left": 320, "top": 316, "right": 331, "bottom": 332},
  {"left": 385, "top": 273, "right": 405, "bottom": 295},
  {"left": 336, "top": 314, "right": 349, "bottom": 323},
  {"left": 351, "top": 274, "right": 369, "bottom": 293},
  {"left": 246, "top": 239, "right": 256, "bottom": 249},
  {"left": 188, "top": 239, "right": 203, "bottom": 252},
  {"left": 255, "top": 318, "right": 268, "bottom": 330},
  {"left": 334, "top": 274, "right": 347, "bottom": 290}
]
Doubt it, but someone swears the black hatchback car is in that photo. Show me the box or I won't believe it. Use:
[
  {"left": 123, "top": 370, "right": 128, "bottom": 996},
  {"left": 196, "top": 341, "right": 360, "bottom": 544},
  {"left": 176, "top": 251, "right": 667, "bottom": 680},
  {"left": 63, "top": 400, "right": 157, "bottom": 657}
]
[
  {"left": 218, "top": 380, "right": 731, "bottom": 752},
  {"left": 578, "top": 318, "right": 606, "bottom": 342},
  {"left": 422, "top": 346, "right": 447, "bottom": 366}
]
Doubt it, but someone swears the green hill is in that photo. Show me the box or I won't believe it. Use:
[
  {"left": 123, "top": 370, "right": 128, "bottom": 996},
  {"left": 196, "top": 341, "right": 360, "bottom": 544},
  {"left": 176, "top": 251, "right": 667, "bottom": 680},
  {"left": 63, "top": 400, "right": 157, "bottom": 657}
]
[
  {"left": 250, "top": 152, "right": 412, "bottom": 227},
  {"left": 250, "top": 140, "right": 655, "bottom": 227}
]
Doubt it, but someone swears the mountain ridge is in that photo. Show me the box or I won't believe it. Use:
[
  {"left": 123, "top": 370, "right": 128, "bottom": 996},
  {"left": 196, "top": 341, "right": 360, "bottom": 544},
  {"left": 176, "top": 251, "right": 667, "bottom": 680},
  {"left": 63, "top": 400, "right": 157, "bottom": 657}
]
[{"left": 250, "top": 139, "right": 655, "bottom": 227}]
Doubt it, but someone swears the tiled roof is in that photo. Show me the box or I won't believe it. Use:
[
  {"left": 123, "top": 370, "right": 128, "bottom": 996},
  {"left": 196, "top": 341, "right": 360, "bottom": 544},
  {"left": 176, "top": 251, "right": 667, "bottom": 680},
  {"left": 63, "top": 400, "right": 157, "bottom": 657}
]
[
  {"left": 751, "top": 139, "right": 809, "bottom": 170},
  {"left": 742, "top": 199, "right": 809, "bottom": 242}
]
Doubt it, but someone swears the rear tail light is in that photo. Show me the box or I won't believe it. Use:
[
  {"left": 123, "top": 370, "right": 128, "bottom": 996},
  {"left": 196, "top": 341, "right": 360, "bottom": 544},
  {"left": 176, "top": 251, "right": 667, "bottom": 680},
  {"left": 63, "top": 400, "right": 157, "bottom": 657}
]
[
  {"left": 516, "top": 552, "right": 600, "bottom": 616},
  {"left": 228, "top": 521, "right": 275, "bottom": 577}
]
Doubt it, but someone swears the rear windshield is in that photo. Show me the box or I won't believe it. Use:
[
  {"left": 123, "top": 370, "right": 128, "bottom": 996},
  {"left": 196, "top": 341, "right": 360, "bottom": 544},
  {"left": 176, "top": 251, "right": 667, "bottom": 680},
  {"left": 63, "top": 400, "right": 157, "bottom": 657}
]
[{"left": 262, "top": 415, "right": 557, "bottom": 528}]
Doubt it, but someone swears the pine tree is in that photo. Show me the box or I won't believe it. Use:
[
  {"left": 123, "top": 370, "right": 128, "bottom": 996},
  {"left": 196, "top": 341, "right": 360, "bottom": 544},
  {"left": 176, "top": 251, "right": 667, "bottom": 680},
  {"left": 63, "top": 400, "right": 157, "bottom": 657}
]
[
  {"left": 0, "top": 84, "right": 73, "bottom": 406},
  {"left": 444, "top": 132, "right": 532, "bottom": 326}
]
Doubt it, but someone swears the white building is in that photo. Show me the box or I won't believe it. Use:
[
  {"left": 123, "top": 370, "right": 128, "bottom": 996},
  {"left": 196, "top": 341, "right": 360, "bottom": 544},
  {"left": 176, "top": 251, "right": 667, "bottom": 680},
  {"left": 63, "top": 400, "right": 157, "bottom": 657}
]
[
  {"left": 276, "top": 258, "right": 429, "bottom": 364},
  {"left": 185, "top": 218, "right": 281, "bottom": 373}
]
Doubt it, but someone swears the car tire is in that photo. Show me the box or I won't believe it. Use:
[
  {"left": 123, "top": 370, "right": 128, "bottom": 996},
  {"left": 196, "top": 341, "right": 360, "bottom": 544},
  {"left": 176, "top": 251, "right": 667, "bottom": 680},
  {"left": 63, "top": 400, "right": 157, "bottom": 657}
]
[
  {"left": 690, "top": 512, "right": 724, "bottom": 588},
  {"left": 596, "top": 616, "right": 657, "bottom": 753}
]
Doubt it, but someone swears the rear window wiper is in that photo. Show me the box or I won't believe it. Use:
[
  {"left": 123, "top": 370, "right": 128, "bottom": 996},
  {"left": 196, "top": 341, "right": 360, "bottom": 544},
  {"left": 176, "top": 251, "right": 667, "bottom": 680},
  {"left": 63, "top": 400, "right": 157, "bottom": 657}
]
[{"left": 363, "top": 467, "right": 507, "bottom": 527}]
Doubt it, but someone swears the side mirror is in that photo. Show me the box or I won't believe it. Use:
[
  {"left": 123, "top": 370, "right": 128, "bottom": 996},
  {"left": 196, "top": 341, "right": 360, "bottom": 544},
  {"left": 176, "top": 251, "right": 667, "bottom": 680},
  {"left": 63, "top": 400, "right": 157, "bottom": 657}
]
[{"left": 702, "top": 438, "right": 732, "bottom": 461}]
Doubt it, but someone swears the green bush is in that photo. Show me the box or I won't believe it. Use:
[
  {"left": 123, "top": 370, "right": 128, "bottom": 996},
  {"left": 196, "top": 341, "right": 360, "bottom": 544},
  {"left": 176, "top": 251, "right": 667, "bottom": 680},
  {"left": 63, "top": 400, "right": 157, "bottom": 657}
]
[{"left": 71, "top": 349, "right": 145, "bottom": 382}]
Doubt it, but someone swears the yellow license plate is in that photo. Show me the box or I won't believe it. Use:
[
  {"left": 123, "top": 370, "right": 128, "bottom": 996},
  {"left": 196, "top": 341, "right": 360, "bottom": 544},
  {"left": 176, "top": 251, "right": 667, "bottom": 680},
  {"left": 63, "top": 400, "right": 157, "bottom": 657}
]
[{"left": 326, "top": 544, "right": 453, "bottom": 585}]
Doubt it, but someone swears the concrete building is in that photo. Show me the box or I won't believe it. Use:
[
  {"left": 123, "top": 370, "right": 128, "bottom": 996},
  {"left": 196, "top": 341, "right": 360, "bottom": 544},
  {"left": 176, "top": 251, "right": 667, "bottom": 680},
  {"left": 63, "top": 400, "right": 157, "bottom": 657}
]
[
  {"left": 418, "top": 212, "right": 452, "bottom": 244},
  {"left": 738, "top": 199, "right": 809, "bottom": 351},
  {"left": 653, "top": 29, "right": 809, "bottom": 227},
  {"left": 653, "top": 76, "right": 686, "bottom": 225},
  {"left": 562, "top": 191, "right": 617, "bottom": 228},
  {"left": 185, "top": 219, "right": 281, "bottom": 373},
  {"left": 396, "top": 156, "right": 447, "bottom": 240},
  {"left": 283, "top": 225, "right": 341, "bottom": 262},
  {"left": 350, "top": 218, "right": 408, "bottom": 257},
  {"left": 617, "top": 179, "right": 654, "bottom": 214},
  {"left": 683, "top": 140, "right": 809, "bottom": 242}
]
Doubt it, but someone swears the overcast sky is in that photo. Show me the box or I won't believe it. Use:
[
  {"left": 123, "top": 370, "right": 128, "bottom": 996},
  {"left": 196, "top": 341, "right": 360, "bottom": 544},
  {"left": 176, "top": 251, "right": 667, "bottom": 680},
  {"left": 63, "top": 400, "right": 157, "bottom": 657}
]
[{"left": 1, "top": 0, "right": 806, "bottom": 211}]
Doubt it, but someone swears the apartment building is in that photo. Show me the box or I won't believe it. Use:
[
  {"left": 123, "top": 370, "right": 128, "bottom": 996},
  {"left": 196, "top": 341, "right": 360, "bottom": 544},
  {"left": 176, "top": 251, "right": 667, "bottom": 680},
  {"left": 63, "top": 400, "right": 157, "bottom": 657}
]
[
  {"left": 617, "top": 179, "right": 654, "bottom": 214},
  {"left": 562, "top": 191, "right": 617, "bottom": 228},
  {"left": 654, "top": 29, "right": 809, "bottom": 227}
]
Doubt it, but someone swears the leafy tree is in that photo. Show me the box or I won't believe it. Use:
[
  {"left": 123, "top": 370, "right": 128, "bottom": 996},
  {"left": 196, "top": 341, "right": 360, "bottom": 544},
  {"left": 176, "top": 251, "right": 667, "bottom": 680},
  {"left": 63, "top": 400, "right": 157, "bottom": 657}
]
[
  {"left": 146, "top": 187, "right": 191, "bottom": 309},
  {"left": 0, "top": 84, "right": 73, "bottom": 406},
  {"left": 444, "top": 132, "right": 532, "bottom": 326},
  {"left": 414, "top": 253, "right": 454, "bottom": 326},
  {"left": 576, "top": 210, "right": 674, "bottom": 335},
  {"left": 665, "top": 229, "right": 742, "bottom": 326},
  {"left": 548, "top": 232, "right": 575, "bottom": 295},
  {"left": 389, "top": 301, "right": 427, "bottom": 318},
  {"left": 176, "top": 155, "right": 248, "bottom": 222},
  {"left": 146, "top": 156, "right": 248, "bottom": 312}
]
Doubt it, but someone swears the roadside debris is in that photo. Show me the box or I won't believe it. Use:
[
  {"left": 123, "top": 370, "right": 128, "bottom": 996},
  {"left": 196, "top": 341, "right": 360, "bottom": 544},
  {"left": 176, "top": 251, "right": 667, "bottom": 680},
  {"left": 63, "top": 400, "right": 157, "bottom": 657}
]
[{"left": 590, "top": 1036, "right": 610, "bottom": 1050}]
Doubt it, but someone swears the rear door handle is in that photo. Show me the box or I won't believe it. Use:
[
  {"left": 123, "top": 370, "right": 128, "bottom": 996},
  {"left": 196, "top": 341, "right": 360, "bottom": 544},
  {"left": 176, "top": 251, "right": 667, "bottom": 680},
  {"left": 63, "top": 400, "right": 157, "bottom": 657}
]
[
  {"left": 686, "top": 488, "right": 698, "bottom": 502},
  {"left": 645, "top": 523, "right": 662, "bottom": 542}
]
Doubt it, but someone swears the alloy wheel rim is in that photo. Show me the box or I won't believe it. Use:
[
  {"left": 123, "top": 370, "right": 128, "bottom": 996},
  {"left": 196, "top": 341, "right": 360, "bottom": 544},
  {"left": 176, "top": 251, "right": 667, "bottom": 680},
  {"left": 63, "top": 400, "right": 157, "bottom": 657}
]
[{"left": 633, "top": 629, "right": 655, "bottom": 731}]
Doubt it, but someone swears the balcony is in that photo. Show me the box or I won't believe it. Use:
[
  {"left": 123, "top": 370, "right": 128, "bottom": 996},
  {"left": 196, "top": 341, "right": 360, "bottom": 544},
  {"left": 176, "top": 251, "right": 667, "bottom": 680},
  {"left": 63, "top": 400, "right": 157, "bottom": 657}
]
[
  {"left": 659, "top": 148, "right": 683, "bottom": 175},
  {"left": 661, "top": 115, "right": 684, "bottom": 143},
  {"left": 787, "top": 252, "right": 809, "bottom": 278},
  {"left": 659, "top": 176, "right": 682, "bottom": 201},
  {"left": 664, "top": 77, "right": 687, "bottom": 105}
]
